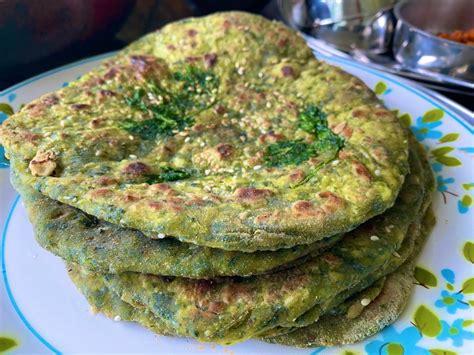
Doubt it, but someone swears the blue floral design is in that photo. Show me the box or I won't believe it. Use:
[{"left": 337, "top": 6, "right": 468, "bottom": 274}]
[
  {"left": 437, "top": 176, "right": 455, "bottom": 192},
  {"left": 0, "top": 146, "right": 8, "bottom": 168},
  {"left": 412, "top": 116, "right": 443, "bottom": 141},
  {"left": 458, "top": 198, "right": 472, "bottom": 214},
  {"left": 365, "top": 325, "right": 429, "bottom": 355},
  {"left": 435, "top": 290, "right": 469, "bottom": 314},
  {"left": 432, "top": 162, "right": 443, "bottom": 173},
  {"left": 310, "top": 347, "right": 325, "bottom": 354},
  {"left": 0, "top": 109, "right": 10, "bottom": 168},
  {"left": 441, "top": 269, "right": 455, "bottom": 284},
  {"left": 437, "top": 319, "right": 474, "bottom": 347}
]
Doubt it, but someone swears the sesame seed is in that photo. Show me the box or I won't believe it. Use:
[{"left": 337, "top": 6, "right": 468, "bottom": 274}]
[
  {"left": 157, "top": 233, "right": 166, "bottom": 239},
  {"left": 60, "top": 120, "right": 66, "bottom": 127},
  {"left": 393, "top": 251, "right": 401, "bottom": 258},
  {"left": 129, "top": 154, "right": 137, "bottom": 159},
  {"left": 200, "top": 142, "right": 206, "bottom": 147},
  {"left": 266, "top": 102, "right": 272, "bottom": 108},
  {"left": 370, "top": 235, "right": 380, "bottom": 241},
  {"left": 184, "top": 137, "right": 191, "bottom": 143},
  {"left": 253, "top": 165, "right": 262, "bottom": 170},
  {"left": 258, "top": 72, "right": 264, "bottom": 78},
  {"left": 205, "top": 76, "right": 213, "bottom": 81},
  {"left": 205, "top": 169, "right": 211, "bottom": 175},
  {"left": 360, "top": 298, "right": 371, "bottom": 306},
  {"left": 113, "top": 315, "right": 121, "bottom": 321},
  {"left": 128, "top": 135, "right": 134, "bottom": 140},
  {"left": 95, "top": 150, "right": 102, "bottom": 157},
  {"left": 237, "top": 67, "right": 245, "bottom": 75},
  {"left": 374, "top": 169, "right": 381, "bottom": 176},
  {"left": 332, "top": 160, "right": 340, "bottom": 166}
]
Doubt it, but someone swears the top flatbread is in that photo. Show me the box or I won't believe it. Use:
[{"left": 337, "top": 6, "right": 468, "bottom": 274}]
[{"left": 0, "top": 12, "right": 408, "bottom": 251}]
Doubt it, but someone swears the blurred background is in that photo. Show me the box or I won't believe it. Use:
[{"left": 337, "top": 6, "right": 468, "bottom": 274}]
[{"left": 0, "top": 0, "right": 472, "bottom": 110}]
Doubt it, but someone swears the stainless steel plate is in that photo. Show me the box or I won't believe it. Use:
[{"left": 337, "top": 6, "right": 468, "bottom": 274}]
[
  {"left": 278, "top": 0, "right": 396, "bottom": 53},
  {"left": 304, "top": 35, "right": 474, "bottom": 96}
]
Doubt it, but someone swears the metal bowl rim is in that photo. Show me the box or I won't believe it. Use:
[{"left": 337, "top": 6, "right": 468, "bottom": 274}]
[
  {"left": 277, "top": 0, "right": 395, "bottom": 27},
  {"left": 393, "top": 0, "right": 474, "bottom": 51}
]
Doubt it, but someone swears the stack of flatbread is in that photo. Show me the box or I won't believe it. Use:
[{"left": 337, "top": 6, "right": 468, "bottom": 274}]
[{"left": 0, "top": 12, "right": 435, "bottom": 348}]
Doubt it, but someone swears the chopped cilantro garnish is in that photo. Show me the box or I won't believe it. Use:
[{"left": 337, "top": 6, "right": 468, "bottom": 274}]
[
  {"left": 158, "top": 166, "right": 191, "bottom": 181},
  {"left": 172, "top": 66, "right": 219, "bottom": 97},
  {"left": 144, "top": 166, "right": 191, "bottom": 184},
  {"left": 264, "top": 140, "right": 315, "bottom": 167},
  {"left": 264, "top": 105, "right": 344, "bottom": 168},
  {"left": 121, "top": 118, "right": 171, "bottom": 140},
  {"left": 121, "top": 66, "right": 219, "bottom": 139},
  {"left": 298, "top": 105, "right": 328, "bottom": 135}
]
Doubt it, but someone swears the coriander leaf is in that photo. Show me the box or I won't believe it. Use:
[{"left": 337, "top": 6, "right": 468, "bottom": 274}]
[
  {"left": 144, "top": 166, "right": 191, "bottom": 184},
  {"left": 159, "top": 166, "right": 191, "bottom": 181},
  {"left": 298, "top": 105, "right": 327, "bottom": 134},
  {"left": 264, "top": 105, "right": 344, "bottom": 168},
  {"left": 122, "top": 65, "right": 219, "bottom": 139},
  {"left": 264, "top": 140, "right": 315, "bottom": 167}
]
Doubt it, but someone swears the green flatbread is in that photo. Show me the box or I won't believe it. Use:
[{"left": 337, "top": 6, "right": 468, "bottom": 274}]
[
  {"left": 62, "top": 138, "right": 426, "bottom": 345},
  {"left": 67, "top": 263, "right": 175, "bottom": 336},
  {"left": 13, "top": 172, "right": 341, "bottom": 278},
  {"left": 266, "top": 208, "right": 435, "bottom": 347},
  {"left": 262, "top": 140, "right": 435, "bottom": 345},
  {"left": 1, "top": 11, "right": 408, "bottom": 251},
  {"left": 66, "top": 208, "right": 434, "bottom": 348}
]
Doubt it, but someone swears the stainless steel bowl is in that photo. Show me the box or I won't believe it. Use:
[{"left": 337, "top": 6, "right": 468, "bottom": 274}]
[
  {"left": 393, "top": 0, "right": 474, "bottom": 83},
  {"left": 278, "top": 0, "right": 396, "bottom": 53}
]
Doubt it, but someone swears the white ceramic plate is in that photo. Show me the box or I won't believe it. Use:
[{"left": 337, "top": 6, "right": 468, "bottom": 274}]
[{"left": 1, "top": 52, "right": 473, "bottom": 355}]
